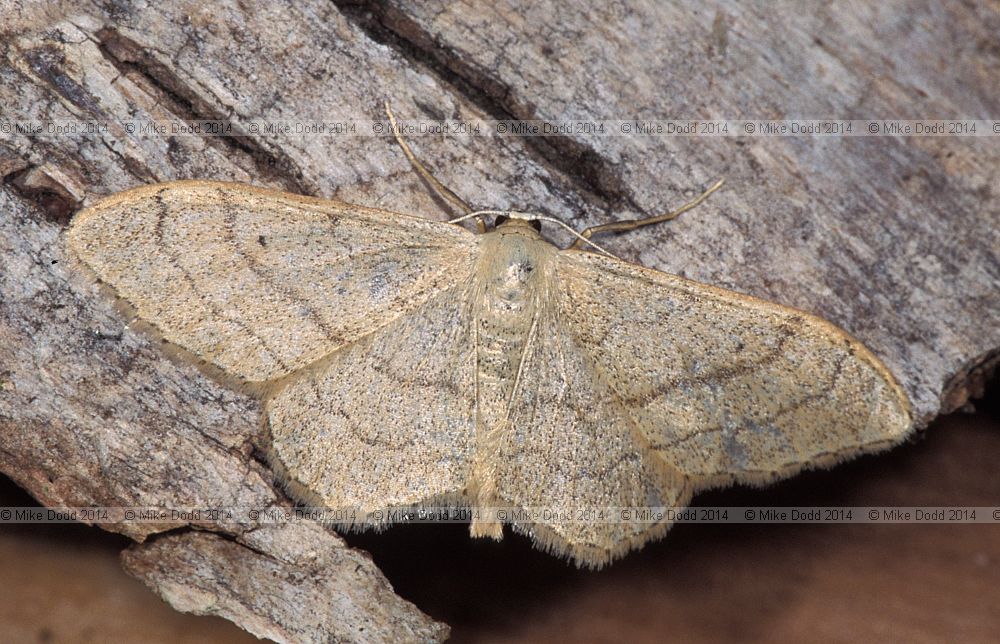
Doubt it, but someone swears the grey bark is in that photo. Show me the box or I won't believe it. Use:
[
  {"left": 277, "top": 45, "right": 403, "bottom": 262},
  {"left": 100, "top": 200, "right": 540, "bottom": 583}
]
[{"left": 1, "top": 0, "right": 997, "bottom": 641}]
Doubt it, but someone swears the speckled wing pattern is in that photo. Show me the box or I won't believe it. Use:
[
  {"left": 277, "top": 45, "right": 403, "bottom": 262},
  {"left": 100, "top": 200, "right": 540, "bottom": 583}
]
[
  {"left": 66, "top": 181, "right": 478, "bottom": 383},
  {"left": 554, "top": 249, "right": 911, "bottom": 483},
  {"left": 495, "top": 285, "right": 691, "bottom": 564},
  {"left": 67, "top": 181, "right": 912, "bottom": 568},
  {"left": 265, "top": 277, "right": 479, "bottom": 515},
  {"left": 484, "top": 249, "right": 910, "bottom": 564}
]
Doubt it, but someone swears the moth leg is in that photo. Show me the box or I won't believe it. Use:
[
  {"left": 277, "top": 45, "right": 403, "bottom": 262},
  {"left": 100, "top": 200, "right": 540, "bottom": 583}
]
[
  {"left": 384, "top": 101, "right": 487, "bottom": 233},
  {"left": 569, "top": 178, "right": 724, "bottom": 249}
]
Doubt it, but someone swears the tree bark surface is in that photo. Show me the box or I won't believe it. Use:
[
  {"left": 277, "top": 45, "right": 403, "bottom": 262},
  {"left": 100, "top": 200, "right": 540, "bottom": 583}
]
[{"left": 1, "top": 1, "right": 997, "bottom": 641}]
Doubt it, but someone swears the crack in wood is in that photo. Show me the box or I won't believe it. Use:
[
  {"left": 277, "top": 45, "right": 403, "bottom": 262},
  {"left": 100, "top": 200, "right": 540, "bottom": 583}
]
[
  {"left": 333, "top": 0, "right": 645, "bottom": 216},
  {"left": 94, "top": 26, "right": 308, "bottom": 194}
]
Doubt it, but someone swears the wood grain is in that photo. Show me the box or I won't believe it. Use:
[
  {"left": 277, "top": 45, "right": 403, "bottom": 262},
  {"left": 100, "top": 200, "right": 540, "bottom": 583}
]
[{"left": 1, "top": 0, "right": 997, "bottom": 639}]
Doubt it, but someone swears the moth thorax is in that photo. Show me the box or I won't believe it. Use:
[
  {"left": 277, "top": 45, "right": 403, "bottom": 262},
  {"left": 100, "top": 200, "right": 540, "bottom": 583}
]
[
  {"left": 480, "top": 234, "right": 551, "bottom": 307},
  {"left": 490, "top": 259, "right": 536, "bottom": 304}
]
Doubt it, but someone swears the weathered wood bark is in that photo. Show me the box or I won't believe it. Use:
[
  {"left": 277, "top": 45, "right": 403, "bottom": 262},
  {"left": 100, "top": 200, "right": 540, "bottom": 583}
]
[
  {"left": 1, "top": 0, "right": 997, "bottom": 642},
  {"left": 120, "top": 523, "right": 446, "bottom": 643}
]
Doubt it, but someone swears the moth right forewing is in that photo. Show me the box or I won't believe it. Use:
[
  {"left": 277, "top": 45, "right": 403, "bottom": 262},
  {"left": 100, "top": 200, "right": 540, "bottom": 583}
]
[{"left": 553, "top": 249, "right": 912, "bottom": 488}]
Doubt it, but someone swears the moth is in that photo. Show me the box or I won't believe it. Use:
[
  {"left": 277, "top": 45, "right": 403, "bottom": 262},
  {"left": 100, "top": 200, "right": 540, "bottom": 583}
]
[{"left": 66, "top": 135, "right": 911, "bottom": 568}]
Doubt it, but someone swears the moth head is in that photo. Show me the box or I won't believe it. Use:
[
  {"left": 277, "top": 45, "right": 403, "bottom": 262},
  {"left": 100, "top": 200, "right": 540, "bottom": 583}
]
[{"left": 493, "top": 213, "right": 542, "bottom": 232}]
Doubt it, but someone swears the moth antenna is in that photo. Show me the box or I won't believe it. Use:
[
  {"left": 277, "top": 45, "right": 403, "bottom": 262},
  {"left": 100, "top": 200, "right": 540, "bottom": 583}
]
[
  {"left": 384, "top": 101, "right": 487, "bottom": 233},
  {"left": 570, "top": 178, "right": 725, "bottom": 249}
]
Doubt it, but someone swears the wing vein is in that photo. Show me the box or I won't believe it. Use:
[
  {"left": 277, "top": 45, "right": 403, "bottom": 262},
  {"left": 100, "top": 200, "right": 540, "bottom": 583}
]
[
  {"left": 221, "top": 203, "right": 342, "bottom": 341},
  {"left": 153, "top": 191, "right": 292, "bottom": 374}
]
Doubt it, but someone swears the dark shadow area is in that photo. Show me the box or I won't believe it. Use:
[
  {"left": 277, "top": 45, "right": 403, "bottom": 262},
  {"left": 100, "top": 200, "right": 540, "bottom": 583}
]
[
  {"left": 0, "top": 477, "right": 259, "bottom": 642},
  {"left": 0, "top": 476, "right": 132, "bottom": 548}
]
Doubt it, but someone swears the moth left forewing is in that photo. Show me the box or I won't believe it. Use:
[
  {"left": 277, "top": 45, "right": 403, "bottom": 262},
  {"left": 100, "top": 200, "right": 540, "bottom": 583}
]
[
  {"left": 66, "top": 180, "right": 478, "bottom": 385},
  {"left": 553, "top": 249, "right": 912, "bottom": 492}
]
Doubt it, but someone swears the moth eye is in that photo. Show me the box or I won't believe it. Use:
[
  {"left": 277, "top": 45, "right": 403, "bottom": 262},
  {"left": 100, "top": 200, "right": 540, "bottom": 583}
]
[
  {"left": 529, "top": 219, "right": 542, "bottom": 232},
  {"left": 494, "top": 214, "right": 509, "bottom": 227}
]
